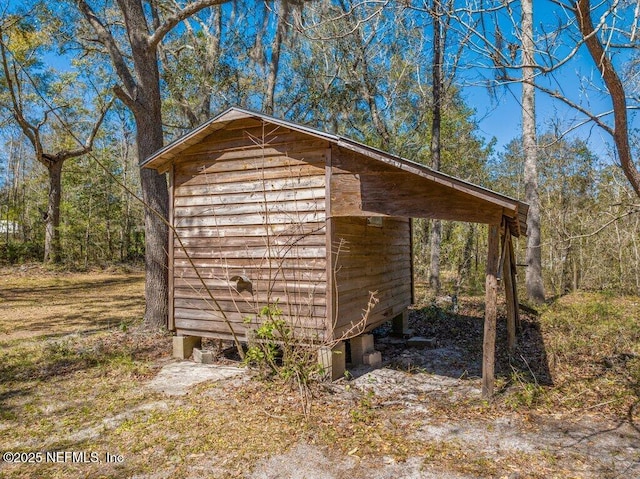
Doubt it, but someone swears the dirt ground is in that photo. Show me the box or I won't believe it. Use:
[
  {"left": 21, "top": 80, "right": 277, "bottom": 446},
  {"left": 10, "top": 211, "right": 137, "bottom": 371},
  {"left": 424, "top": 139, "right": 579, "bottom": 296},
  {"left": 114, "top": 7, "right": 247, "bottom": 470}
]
[
  {"left": 139, "top": 361, "right": 640, "bottom": 479},
  {"left": 1, "top": 268, "right": 639, "bottom": 478}
]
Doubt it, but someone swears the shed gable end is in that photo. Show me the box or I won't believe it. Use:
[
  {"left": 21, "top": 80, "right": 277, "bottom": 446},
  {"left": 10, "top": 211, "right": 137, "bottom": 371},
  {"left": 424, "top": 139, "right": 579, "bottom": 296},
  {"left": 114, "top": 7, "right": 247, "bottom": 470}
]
[{"left": 170, "top": 119, "right": 331, "bottom": 340}]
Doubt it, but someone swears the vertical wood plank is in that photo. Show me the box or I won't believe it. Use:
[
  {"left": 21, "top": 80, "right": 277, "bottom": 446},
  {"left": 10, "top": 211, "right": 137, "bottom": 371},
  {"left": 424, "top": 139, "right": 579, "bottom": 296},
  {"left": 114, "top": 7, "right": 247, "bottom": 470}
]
[
  {"left": 409, "top": 218, "right": 415, "bottom": 304},
  {"left": 503, "top": 230, "right": 517, "bottom": 355},
  {"left": 482, "top": 224, "right": 500, "bottom": 398},
  {"left": 509, "top": 234, "right": 521, "bottom": 333},
  {"left": 168, "top": 164, "right": 175, "bottom": 332}
]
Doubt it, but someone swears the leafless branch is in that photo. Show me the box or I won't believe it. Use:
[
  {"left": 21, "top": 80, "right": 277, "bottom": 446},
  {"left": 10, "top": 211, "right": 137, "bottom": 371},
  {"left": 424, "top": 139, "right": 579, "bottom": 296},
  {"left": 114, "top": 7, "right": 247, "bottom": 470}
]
[
  {"left": 576, "top": 0, "right": 640, "bottom": 197},
  {"left": 47, "top": 97, "right": 115, "bottom": 163},
  {"left": 563, "top": 207, "right": 640, "bottom": 241},
  {"left": 529, "top": 79, "right": 615, "bottom": 136},
  {"left": 0, "top": 27, "right": 41, "bottom": 161}
]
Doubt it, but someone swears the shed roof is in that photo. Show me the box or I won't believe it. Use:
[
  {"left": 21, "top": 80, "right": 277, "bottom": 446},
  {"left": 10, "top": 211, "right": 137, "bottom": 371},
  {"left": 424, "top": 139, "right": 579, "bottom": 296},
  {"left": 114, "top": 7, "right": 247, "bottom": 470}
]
[{"left": 143, "top": 107, "right": 528, "bottom": 236}]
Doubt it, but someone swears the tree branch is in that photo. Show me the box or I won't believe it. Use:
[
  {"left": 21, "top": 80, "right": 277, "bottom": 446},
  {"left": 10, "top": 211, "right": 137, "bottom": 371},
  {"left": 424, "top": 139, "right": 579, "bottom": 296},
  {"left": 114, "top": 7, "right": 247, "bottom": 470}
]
[
  {"left": 47, "top": 97, "right": 115, "bottom": 163},
  {"left": 529, "top": 78, "right": 615, "bottom": 136},
  {"left": 0, "top": 27, "right": 43, "bottom": 163},
  {"left": 76, "top": 0, "right": 137, "bottom": 103},
  {"left": 148, "top": 0, "right": 229, "bottom": 49},
  {"left": 563, "top": 207, "right": 640, "bottom": 241},
  {"left": 576, "top": 0, "right": 640, "bottom": 197}
]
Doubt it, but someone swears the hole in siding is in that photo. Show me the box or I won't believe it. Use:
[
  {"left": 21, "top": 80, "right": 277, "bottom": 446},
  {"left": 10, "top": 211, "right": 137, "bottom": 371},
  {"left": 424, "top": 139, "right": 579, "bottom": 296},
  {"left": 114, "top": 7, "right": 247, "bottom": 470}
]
[{"left": 230, "top": 275, "right": 253, "bottom": 294}]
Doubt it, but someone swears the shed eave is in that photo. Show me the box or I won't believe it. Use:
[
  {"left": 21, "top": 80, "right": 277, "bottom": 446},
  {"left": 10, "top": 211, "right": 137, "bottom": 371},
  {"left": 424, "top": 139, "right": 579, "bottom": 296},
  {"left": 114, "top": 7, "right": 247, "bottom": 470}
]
[
  {"left": 142, "top": 106, "right": 529, "bottom": 236},
  {"left": 335, "top": 137, "right": 527, "bottom": 234},
  {"left": 142, "top": 106, "right": 339, "bottom": 170}
]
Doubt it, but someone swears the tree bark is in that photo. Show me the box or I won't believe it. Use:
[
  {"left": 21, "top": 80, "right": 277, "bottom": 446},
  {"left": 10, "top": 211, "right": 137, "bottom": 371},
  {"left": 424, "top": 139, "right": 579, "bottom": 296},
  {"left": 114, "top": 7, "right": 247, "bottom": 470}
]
[
  {"left": 77, "top": 0, "right": 228, "bottom": 328},
  {"left": 575, "top": 0, "right": 640, "bottom": 198},
  {"left": 123, "top": 0, "right": 170, "bottom": 328},
  {"left": 264, "top": 2, "right": 286, "bottom": 115},
  {"left": 44, "top": 160, "right": 63, "bottom": 263},
  {"left": 135, "top": 110, "right": 169, "bottom": 328},
  {"left": 522, "top": 0, "right": 545, "bottom": 303},
  {"left": 429, "top": 0, "right": 443, "bottom": 293},
  {"left": 429, "top": 220, "right": 442, "bottom": 291}
]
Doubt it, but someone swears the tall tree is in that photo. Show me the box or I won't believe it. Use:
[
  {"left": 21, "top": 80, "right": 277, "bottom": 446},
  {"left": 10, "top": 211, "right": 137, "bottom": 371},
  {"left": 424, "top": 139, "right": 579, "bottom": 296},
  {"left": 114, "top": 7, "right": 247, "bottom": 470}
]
[
  {"left": 429, "top": 0, "right": 444, "bottom": 292},
  {"left": 0, "top": 14, "right": 109, "bottom": 263},
  {"left": 264, "top": 1, "right": 289, "bottom": 115},
  {"left": 494, "top": 133, "right": 598, "bottom": 295},
  {"left": 572, "top": 0, "right": 640, "bottom": 198},
  {"left": 491, "top": 0, "right": 640, "bottom": 200},
  {"left": 75, "top": 0, "right": 230, "bottom": 328},
  {"left": 521, "top": 0, "right": 545, "bottom": 303}
]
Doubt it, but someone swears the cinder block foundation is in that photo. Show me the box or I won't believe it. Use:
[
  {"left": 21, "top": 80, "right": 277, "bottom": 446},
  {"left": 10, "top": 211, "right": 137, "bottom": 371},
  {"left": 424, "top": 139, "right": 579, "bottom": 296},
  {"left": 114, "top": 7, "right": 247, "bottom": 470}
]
[
  {"left": 318, "top": 341, "right": 346, "bottom": 381},
  {"left": 350, "top": 334, "right": 375, "bottom": 366},
  {"left": 193, "top": 348, "right": 214, "bottom": 364},
  {"left": 407, "top": 336, "right": 437, "bottom": 349},
  {"left": 173, "top": 335, "right": 202, "bottom": 360},
  {"left": 363, "top": 350, "right": 382, "bottom": 368},
  {"left": 392, "top": 310, "right": 411, "bottom": 338}
]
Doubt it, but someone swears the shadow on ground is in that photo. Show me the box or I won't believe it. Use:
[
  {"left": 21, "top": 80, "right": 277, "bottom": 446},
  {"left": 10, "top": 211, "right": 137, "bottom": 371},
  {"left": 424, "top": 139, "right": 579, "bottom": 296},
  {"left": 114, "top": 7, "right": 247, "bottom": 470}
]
[{"left": 365, "top": 298, "right": 553, "bottom": 387}]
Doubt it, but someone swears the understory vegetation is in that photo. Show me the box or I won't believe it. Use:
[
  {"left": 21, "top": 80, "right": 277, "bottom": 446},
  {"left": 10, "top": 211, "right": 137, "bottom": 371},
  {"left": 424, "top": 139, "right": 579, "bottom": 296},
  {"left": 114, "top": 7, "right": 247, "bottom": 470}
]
[
  {"left": 1, "top": 270, "right": 638, "bottom": 478},
  {"left": 1, "top": 2, "right": 639, "bottom": 299},
  {"left": 1, "top": 0, "right": 639, "bottom": 475}
]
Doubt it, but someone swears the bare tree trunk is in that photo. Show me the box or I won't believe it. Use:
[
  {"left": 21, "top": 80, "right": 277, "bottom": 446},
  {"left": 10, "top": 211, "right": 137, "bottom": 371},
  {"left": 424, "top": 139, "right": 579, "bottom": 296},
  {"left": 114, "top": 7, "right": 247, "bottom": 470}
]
[
  {"left": 84, "top": 193, "right": 92, "bottom": 268},
  {"left": 575, "top": 0, "right": 640, "bottom": 198},
  {"left": 4, "top": 137, "right": 15, "bottom": 246},
  {"left": 78, "top": 0, "right": 230, "bottom": 329},
  {"left": 429, "top": 221, "right": 441, "bottom": 291},
  {"left": 264, "top": 2, "right": 286, "bottom": 115},
  {"left": 429, "top": 0, "right": 443, "bottom": 293},
  {"left": 1, "top": 23, "right": 108, "bottom": 264},
  {"left": 522, "top": 0, "right": 545, "bottom": 303},
  {"left": 130, "top": 32, "right": 170, "bottom": 330},
  {"left": 119, "top": 123, "right": 132, "bottom": 262},
  {"left": 44, "top": 160, "right": 63, "bottom": 263}
]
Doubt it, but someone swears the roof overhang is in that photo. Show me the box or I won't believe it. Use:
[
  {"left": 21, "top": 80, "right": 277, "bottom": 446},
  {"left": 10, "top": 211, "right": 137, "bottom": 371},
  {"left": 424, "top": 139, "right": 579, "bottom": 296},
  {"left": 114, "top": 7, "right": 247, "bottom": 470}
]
[{"left": 143, "top": 107, "right": 528, "bottom": 236}]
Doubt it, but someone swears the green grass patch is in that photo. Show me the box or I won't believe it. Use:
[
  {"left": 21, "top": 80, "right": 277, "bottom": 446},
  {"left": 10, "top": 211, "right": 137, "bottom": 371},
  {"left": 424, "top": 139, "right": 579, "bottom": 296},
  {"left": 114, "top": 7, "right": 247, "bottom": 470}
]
[{"left": 500, "top": 292, "right": 640, "bottom": 417}]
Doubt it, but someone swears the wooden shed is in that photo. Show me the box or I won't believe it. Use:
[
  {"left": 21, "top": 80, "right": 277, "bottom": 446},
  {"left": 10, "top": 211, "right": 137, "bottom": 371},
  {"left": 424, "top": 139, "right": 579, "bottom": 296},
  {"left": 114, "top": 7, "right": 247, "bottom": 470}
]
[{"left": 143, "top": 107, "right": 528, "bottom": 392}]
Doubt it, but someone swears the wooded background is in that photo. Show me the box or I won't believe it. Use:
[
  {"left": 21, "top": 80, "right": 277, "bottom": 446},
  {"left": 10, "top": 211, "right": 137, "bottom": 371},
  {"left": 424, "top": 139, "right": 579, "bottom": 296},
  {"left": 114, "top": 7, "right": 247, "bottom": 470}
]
[{"left": 1, "top": 0, "right": 639, "bottom": 310}]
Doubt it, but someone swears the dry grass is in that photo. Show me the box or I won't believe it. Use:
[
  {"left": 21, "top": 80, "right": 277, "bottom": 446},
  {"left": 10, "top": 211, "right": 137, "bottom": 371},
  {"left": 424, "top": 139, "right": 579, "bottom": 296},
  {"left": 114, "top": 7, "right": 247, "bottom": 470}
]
[
  {"left": 1, "top": 269, "right": 638, "bottom": 478},
  {"left": 532, "top": 292, "right": 640, "bottom": 417},
  {"left": 0, "top": 265, "right": 145, "bottom": 341}
]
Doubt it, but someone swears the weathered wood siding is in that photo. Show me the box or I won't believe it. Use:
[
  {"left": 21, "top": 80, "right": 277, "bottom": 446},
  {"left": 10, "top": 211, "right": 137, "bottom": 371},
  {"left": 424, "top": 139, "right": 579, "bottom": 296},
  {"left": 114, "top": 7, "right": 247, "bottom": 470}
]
[
  {"left": 329, "top": 145, "right": 412, "bottom": 337},
  {"left": 330, "top": 145, "right": 504, "bottom": 224},
  {"left": 330, "top": 216, "right": 412, "bottom": 337},
  {"left": 171, "top": 118, "right": 330, "bottom": 341}
]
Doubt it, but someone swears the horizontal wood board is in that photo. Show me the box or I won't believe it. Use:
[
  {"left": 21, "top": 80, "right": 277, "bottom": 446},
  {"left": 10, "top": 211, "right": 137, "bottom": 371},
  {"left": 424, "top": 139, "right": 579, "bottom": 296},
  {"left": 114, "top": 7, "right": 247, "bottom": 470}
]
[
  {"left": 331, "top": 216, "right": 412, "bottom": 337},
  {"left": 330, "top": 146, "right": 504, "bottom": 224},
  {"left": 171, "top": 121, "right": 330, "bottom": 340}
]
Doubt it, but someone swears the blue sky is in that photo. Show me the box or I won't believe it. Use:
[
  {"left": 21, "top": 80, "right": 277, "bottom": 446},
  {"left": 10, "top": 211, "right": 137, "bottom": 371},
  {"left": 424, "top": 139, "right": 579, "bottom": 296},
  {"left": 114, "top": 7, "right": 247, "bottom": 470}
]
[
  {"left": 3, "top": 0, "right": 633, "bottom": 169},
  {"left": 468, "top": 79, "right": 614, "bottom": 160},
  {"left": 457, "top": 0, "right": 630, "bottom": 163}
]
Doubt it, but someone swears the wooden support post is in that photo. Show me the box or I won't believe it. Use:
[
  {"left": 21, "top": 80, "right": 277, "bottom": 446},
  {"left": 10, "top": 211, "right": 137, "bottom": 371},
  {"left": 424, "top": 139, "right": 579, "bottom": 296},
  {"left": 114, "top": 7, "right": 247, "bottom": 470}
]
[
  {"left": 168, "top": 164, "right": 175, "bottom": 332},
  {"left": 509, "top": 234, "right": 522, "bottom": 333},
  {"left": 503, "top": 233, "right": 517, "bottom": 356},
  {"left": 482, "top": 224, "right": 500, "bottom": 398}
]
